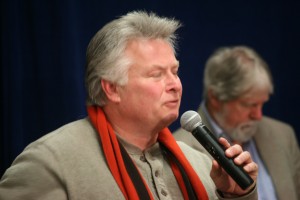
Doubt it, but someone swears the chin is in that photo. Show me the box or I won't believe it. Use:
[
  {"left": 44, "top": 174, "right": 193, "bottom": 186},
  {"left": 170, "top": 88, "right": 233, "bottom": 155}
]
[{"left": 163, "top": 113, "right": 178, "bottom": 125}]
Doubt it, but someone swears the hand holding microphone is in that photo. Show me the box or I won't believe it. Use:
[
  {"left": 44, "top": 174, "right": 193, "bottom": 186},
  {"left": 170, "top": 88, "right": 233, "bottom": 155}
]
[{"left": 180, "top": 110, "right": 254, "bottom": 190}]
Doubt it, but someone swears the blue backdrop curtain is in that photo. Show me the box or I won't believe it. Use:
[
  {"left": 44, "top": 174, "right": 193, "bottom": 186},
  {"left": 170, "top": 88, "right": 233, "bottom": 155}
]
[{"left": 1, "top": 0, "right": 300, "bottom": 176}]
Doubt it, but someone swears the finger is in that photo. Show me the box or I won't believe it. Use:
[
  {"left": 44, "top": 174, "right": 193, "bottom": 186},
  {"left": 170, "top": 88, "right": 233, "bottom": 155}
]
[
  {"left": 243, "top": 161, "right": 258, "bottom": 173},
  {"left": 233, "top": 151, "right": 251, "bottom": 165},
  {"left": 225, "top": 144, "right": 243, "bottom": 158},
  {"left": 218, "top": 137, "right": 231, "bottom": 148},
  {"left": 210, "top": 160, "right": 222, "bottom": 178}
]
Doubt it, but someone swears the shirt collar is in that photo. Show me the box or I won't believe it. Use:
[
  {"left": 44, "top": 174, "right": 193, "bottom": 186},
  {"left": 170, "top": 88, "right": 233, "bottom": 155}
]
[{"left": 200, "top": 101, "right": 232, "bottom": 142}]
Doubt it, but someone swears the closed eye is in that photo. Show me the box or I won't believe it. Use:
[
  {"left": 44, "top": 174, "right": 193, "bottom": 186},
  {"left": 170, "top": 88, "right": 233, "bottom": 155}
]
[{"left": 150, "top": 71, "right": 162, "bottom": 78}]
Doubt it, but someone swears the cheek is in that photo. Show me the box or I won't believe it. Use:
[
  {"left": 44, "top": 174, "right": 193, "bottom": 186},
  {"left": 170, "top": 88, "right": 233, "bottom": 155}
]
[
  {"left": 131, "top": 83, "right": 163, "bottom": 102},
  {"left": 144, "top": 86, "right": 163, "bottom": 100},
  {"left": 228, "top": 108, "right": 250, "bottom": 125},
  {"left": 222, "top": 106, "right": 244, "bottom": 125}
]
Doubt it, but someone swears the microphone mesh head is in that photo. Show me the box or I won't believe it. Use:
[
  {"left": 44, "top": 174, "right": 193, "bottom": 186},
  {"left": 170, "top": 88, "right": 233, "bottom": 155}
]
[{"left": 180, "top": 110, "right": 202, "bottom": 132}]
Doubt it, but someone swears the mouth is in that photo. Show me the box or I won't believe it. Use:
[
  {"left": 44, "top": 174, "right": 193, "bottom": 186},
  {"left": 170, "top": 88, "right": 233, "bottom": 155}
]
[{"left": 165, "top": 99, "right": 180, "bottom": 108}]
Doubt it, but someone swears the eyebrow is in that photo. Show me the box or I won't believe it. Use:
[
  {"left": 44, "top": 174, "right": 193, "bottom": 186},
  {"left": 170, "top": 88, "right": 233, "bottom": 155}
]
[{"left": 152, "top": 60, "right": 180, "bottom": 69}]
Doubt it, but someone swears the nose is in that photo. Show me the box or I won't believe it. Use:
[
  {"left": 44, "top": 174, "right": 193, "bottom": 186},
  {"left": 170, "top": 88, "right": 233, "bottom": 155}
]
[
  {"left": 250, "top": 106, "right": 263, "bottom": 120},
  {"left": 166, "top": 72, "right": 182, "bottom": 92}
]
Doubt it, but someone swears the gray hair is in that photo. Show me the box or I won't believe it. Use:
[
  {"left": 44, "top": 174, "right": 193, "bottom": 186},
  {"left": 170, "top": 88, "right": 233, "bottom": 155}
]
[
  {"left": 203, "top": 46, "right": 274, "bottom": 101},
  {"left": 85, "top": 11, "right": 182, "bottom": 106}
]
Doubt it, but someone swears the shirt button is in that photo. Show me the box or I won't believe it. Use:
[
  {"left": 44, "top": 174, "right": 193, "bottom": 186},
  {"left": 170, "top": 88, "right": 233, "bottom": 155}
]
[
  {"left": 154, "top": 170, "right": 159, "bottom": 177},
  {"left": 161, "top": 189, "right": 168, "bottom": 196},
  {"left": 140, "top": 155, "right": 146, "bottom": 162}
]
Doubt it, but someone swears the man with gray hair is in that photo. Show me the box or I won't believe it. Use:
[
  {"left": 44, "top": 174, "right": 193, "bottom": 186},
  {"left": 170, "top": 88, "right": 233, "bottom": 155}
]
[
  {"left": 173, "top": 46, "right": 300, "bottom": 200},
  {"left": 0, "top": 12, "right": 258, "bottom": 199}
]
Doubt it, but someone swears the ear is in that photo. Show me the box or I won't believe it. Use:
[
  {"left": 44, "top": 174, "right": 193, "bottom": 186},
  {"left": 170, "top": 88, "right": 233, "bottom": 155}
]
[
  {"left": 207, "top": 89, "right": 222, "bottom": 109},
  {"left": 101, "top": 79, "right": 121, "bottom": 103}
]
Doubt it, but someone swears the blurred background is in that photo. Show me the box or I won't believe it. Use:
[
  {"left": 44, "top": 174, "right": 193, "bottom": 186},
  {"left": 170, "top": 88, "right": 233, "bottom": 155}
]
[{"left": 1, "top": 0, "right": 300, "bottom": 177}]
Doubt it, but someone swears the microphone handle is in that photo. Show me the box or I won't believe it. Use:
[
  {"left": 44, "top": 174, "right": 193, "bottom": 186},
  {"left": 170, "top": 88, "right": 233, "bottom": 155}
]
[{"left": 192, "top": 125, "right": 254, "bottom": 190}]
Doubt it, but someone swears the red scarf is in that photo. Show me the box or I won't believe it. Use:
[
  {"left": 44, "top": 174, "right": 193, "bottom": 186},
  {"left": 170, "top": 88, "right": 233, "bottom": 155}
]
[{"left": 87, "top": 106, "right": 208, "bottom": 200}]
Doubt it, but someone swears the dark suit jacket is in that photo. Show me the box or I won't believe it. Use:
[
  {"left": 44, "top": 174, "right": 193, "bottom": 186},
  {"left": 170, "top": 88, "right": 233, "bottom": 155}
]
[{"left": 173, "top": 105, "right": 300, "bottom": 200}]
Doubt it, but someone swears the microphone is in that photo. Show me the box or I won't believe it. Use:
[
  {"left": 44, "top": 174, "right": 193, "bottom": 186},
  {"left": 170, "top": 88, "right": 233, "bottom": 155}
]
[{"left": 180, "top": 110, "right": 254, "bottom": 190}]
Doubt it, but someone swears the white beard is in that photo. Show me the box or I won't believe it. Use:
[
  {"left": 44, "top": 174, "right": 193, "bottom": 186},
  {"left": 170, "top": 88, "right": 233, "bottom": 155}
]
[
  {"left": 227, "top": 121, "right": 258, "bottom": 143},
  {"left": 214, "top": 111, "right": 258, "bottom": 143}
]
